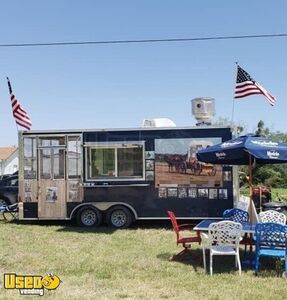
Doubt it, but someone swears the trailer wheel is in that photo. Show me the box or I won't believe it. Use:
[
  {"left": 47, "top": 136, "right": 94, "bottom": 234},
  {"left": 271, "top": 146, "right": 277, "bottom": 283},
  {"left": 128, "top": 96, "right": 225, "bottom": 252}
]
[
  {"left": 106, "top": 206, "right": 133, "bottom": 229},
  {"left": 76, "top": 206, "right": 102, "bottom": 227}
]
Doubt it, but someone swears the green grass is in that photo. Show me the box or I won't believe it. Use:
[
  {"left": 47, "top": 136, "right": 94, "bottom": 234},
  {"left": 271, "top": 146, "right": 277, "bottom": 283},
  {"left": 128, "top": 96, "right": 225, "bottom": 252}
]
[{"left": 0, "top": 221, "right": 287, "bottom": 299}]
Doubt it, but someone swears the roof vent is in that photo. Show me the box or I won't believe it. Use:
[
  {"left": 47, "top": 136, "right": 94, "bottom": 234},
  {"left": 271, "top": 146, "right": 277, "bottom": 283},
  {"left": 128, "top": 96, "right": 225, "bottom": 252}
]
[{"left": 142, "top": 118, "right": 176, "bottom": 128}]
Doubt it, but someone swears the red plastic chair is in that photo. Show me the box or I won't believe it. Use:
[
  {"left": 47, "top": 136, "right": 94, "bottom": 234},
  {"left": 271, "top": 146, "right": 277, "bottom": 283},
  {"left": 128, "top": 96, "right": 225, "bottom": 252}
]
[{"left": 167, "top": 211, "right": 201, "bottom": 259}]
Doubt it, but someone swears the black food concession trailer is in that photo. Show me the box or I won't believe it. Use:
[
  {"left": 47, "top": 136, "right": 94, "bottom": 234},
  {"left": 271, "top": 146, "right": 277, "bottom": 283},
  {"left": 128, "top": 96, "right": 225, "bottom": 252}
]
[{"left": 18, "top": 126, "right": 236, "bottom": 228}]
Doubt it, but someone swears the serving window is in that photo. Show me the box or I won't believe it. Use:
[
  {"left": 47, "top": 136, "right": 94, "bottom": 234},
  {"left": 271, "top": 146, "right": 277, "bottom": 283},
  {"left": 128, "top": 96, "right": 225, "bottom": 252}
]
[{"left": 86, "top": 142, "right": 144, "bottom": 180}]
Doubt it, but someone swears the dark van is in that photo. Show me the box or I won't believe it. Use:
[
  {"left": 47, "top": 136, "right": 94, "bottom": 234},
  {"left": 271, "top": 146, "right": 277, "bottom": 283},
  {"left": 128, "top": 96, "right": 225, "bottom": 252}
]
[{"left": 0, "top": 175, "right": 18, "bottom": 207}]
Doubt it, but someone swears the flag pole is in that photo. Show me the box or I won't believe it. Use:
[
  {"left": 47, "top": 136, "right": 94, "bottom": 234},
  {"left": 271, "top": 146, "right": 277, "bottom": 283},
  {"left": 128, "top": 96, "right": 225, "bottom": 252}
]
[
  {"left": 231, "top": 62, "right": 238, "bottom": 135},
  {"left": 7, "top": 77, "right": 20, "bottom": 132},
  {"left": 231, "top": 61, "right": 238, "bottom": 137}
]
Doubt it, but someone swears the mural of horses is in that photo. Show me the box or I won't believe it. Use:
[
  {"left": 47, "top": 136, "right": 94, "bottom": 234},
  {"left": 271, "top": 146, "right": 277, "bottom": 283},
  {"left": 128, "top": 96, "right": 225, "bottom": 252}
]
[{"left": 164, "top": 154, "right": 186, "bottom": 172}]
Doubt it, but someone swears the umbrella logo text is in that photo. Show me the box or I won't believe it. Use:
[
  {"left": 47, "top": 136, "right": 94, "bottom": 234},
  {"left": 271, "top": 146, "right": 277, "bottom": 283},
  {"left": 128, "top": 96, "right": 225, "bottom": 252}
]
[
  {"left": 216, "top": 152, "right": 226, "bottom": 159},
  {"left": 251, "top": 140, "right": 278, "bottom": 147},
  {"left": 266, "top": 150, "right": 280, "bottom": 159},
  {"left": 220, "top": 141, "right": 243, "bottom": 148}
]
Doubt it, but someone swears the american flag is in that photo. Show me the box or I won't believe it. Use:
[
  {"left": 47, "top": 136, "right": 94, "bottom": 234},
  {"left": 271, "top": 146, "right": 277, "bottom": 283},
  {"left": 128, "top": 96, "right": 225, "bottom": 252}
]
[
  {"left": 7, "top": 78, "right": 32, "bottom": 130},
  {"left": 234, "top": 65, "right": 276, "bottom": 106}
]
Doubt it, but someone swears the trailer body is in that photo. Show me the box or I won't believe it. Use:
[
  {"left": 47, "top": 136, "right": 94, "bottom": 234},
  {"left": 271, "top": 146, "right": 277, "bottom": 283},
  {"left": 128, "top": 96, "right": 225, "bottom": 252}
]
[{"left": 18, "top": 126, "right": 236, "bottom": 227}]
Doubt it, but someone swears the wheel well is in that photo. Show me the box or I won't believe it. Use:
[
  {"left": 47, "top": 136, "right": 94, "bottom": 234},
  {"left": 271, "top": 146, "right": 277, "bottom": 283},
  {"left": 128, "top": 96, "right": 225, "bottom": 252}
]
[
  {"left": 70, "top": 204, "right": 96, "bottom": 220},
  {"left": 70, "top": 202, "right": 137, "bottom": 221}
]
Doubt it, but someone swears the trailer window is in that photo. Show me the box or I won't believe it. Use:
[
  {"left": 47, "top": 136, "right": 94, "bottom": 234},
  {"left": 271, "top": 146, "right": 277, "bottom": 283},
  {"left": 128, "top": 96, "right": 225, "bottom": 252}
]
[
  {"left": 90, "top": 148, "right": 115, "bottom": 178},
  {"left": 24, "top": 138, "right": 37, "bottom": 179},
  {"left": 118, "top": 148, "right": 143, "bottom": 177},
  {"left": 39, "top": 137, "right": 66, "bottom": 180},
  {"left": 53, "top": 149, "right": 65, "bottom": 179},
  {"left": 68, "top": 136, "right": 82, "bottom": 179},
  {"left": 87, "top": 143, "right": 144, "bottom": 179},
  {"left": 40, "top": 149, "right": 52, "bottom": 179}
]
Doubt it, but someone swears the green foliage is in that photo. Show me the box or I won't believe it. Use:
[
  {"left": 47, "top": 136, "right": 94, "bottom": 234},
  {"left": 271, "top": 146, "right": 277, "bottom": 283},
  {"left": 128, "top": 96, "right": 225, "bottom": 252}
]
[
  {"left": 238, "top": 120, "right": 287, "bottom": 188},
  {"left": 256, "top": 120, "right": 270, "bottom": 136},
  {"left": 253, "top": 165, "right": 283, "bottom": 187},
  {"left": 269, "top": 131, "right": 287, "bottom": 143}
]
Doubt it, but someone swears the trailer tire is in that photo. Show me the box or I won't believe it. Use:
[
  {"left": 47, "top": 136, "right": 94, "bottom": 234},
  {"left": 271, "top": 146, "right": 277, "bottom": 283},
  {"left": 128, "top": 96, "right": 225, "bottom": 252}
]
[
  {"left": 76, "top": 206, "right": 102, "bottom": 227},
  {"left": 106, "top": 206, "right": 133, "bottom": 229}
]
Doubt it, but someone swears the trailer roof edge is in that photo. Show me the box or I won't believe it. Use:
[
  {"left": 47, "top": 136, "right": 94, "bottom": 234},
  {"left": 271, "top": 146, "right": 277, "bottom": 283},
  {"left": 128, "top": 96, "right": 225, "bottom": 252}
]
[{"left": 19, "top": 125, "right": 232, "bottom": 135}]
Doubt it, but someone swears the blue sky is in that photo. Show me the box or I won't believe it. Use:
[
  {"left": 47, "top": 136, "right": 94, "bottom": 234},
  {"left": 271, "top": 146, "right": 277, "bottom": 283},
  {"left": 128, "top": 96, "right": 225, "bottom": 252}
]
[{"left": 0, "top": 1, "right": 286, "bottom": 146}]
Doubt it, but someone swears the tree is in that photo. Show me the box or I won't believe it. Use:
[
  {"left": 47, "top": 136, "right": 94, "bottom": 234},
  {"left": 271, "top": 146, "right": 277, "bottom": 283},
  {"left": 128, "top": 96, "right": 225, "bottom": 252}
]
[
  {"left": 255, "top": 120, "right": 269, "bottom": 136},
  {"left": 212, "top": 117, "right": 245, "bottom": 135},
  {"left": 252, "top": 121, "right": 287, "bottom": 188},
  {"left": 253, "top": 165, "right": 283, "bottom": 188}
]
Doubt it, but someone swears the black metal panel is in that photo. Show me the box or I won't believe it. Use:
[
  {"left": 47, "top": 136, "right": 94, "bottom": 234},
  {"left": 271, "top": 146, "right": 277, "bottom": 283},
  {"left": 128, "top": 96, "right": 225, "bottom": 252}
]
[
  {"left": 23, "top": 202, "right": 38, "bottom": 218},
  {"left": 84, "top": 127, "right": 231, "bottom": 149},
  {"left": 82, "top": 127, "right": 233, "bottom": 219},
  {"left": 66, "top": 202, "right": 82, "bottom": 218},
  {"left": 83, "top": 185, "right": 234, "bottom": 218}
]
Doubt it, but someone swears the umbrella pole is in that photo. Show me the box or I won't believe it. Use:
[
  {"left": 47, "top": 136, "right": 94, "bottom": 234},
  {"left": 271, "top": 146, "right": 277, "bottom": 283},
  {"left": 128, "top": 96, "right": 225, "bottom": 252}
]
[
  {"left": 249, "top": 155, "right": 252, "bottom": 197},
  {"left": 248, "top": 155, "right": 254, "bottom": 224}
]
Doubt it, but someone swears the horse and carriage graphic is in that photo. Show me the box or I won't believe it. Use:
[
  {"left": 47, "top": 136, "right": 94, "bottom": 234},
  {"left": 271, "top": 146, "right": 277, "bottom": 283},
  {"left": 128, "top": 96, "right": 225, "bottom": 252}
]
[{"left": 163, "top": 143, "right": 217, "bottom": 176}]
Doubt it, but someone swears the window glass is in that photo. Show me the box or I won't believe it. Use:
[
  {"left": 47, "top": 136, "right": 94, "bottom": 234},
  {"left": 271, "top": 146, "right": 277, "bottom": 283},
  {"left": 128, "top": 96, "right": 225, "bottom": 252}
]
[
  {"left": 39, "top": 137, "right": 65, "bottom": 147},
  {"left": 4, "top": 177, "right": 18, "bottom": 187},
  {"left": 88, "top": 143, "right": 144, "bottom": 179},
  {"left": 40, "top": 149, "right": 51, "bottom": 179},
  {"left": 91, "top": 148, "right": 115, "bottom": 178},
  {"left": 53, "top": 149, "right": 65, "bottom": 179},
  {"left": 118, "top": 147, "right": 143, "bottom": 177},
  {"left": 24, "top": 138, "right": 37, "bottom": 179},
  {"left": 68, "top": 137, "right": 82, "bottom": 178},
  {"left": 38, "top": 137, "right": 66, "bottom": 180}
]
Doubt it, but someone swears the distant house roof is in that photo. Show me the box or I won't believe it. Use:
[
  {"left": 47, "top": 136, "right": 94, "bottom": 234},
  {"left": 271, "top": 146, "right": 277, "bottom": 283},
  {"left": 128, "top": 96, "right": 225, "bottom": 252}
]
[{"left": 0, "top": 147, "right": 17, "bottom": 160}]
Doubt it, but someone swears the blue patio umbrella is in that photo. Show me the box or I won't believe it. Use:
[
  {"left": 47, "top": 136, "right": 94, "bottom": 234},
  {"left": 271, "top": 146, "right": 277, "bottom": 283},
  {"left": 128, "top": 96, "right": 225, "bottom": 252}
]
[
  {"left": 197, "top": 134, "right": 287, "bottom": 199},
  {"left": 197, "top": 134, "right": 287, "bottom": 222},
  {"left": 197, "top": 134, "right": 287, "bottom": 166}
]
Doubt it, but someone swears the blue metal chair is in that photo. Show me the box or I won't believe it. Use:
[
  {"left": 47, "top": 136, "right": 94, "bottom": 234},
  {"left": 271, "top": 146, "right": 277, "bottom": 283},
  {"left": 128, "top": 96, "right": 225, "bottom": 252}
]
[
  {"left": 223, "top": 208, "right": 249, "bottom": 223},
  {"left": 254, "top": 222, "right": 287, "bottom": 275},
  {"left": 223, "top": 208, "right": 252, "bottom": 255}
]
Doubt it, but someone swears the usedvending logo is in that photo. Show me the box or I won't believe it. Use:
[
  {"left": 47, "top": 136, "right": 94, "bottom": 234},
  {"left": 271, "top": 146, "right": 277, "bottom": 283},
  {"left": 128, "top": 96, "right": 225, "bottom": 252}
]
[{"left": 4, "top": 273, "right": 61, "bottom": 296}]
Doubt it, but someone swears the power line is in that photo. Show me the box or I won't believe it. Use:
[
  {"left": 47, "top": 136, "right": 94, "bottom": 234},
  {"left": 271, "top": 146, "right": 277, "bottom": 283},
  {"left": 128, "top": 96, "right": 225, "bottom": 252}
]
[{"left": 0, "top": 33, "right": 287, "bottom": 48}]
